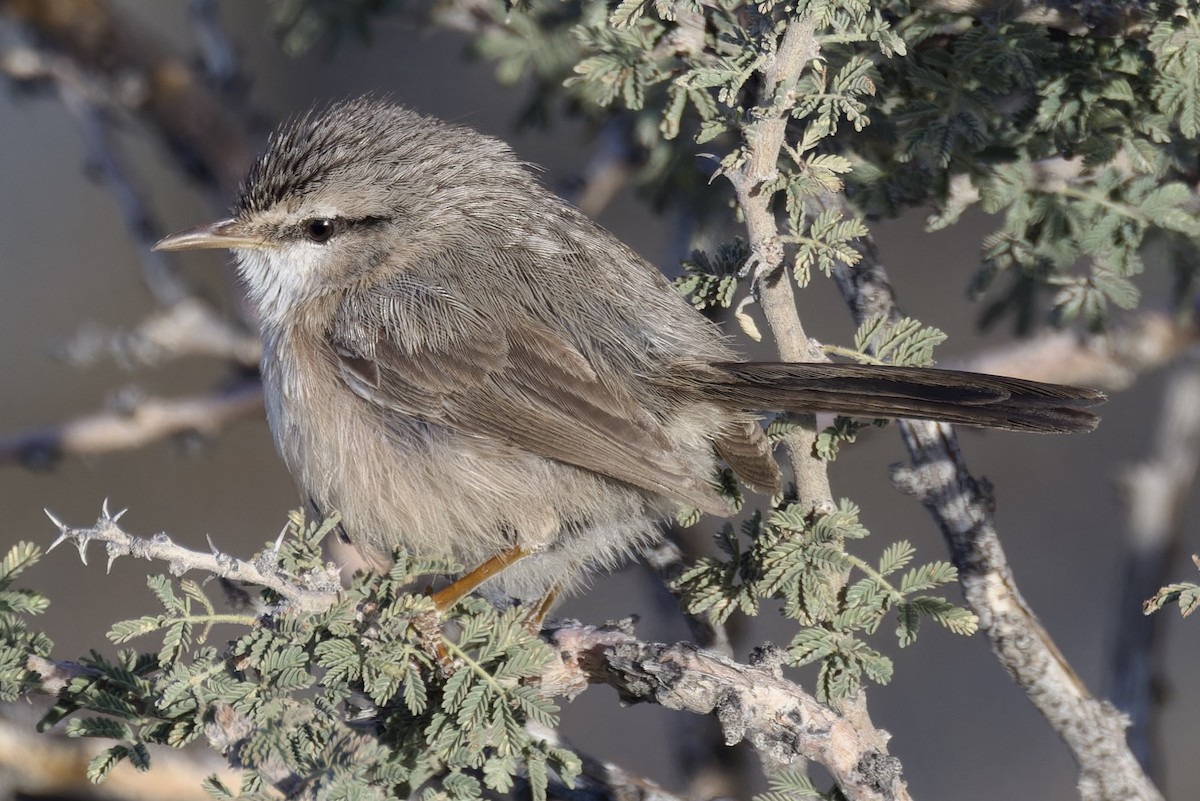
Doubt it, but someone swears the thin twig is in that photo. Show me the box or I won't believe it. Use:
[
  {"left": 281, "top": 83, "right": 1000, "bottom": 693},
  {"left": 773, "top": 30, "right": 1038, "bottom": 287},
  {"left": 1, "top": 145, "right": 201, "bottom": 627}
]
[{"left": 41, "top": 501, "right": 340, "bottom": 612}]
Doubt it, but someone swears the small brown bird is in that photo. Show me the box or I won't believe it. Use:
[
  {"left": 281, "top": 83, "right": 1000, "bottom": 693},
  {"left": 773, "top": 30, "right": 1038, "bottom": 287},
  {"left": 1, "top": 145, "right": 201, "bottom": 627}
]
[{"left": 154, "top": 98, "right": 1103, "bottom": 608}]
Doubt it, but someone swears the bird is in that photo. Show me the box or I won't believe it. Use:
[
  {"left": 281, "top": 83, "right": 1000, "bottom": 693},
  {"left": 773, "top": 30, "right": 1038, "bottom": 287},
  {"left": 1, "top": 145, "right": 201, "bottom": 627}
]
[{"left": 153, "top": 97, "right": 1103, "bottom": 611}]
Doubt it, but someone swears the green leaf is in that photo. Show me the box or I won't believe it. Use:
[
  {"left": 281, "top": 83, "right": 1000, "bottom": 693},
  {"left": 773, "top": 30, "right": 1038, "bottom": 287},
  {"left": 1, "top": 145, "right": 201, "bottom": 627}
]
[
  {"left": 0, "top": 542, "right": 42, "bottom": 586},
  {"left": 1146, "top": 581, "right": 1200, "bottom": 616},
  {"left": 86, "top": 744, "right": 139, "bottom": 783}
]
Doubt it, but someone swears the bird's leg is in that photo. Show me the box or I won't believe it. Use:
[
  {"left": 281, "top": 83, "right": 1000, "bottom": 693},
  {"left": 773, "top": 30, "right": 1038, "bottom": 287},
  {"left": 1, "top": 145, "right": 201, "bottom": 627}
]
[
  {"left": 430, "top": 545, "right": 531, "bottom": 612},
  {"left": 523, "top": 583, "right": 562, "bottom": 632}
]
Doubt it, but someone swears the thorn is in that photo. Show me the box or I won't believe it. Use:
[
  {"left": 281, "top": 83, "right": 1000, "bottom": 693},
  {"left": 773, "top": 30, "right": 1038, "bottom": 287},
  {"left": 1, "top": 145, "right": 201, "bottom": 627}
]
[
  {"left": 44, "top": 510, "right": 69, "bottom": 553},
  {"left": 74, "top": 535, "right": 90, "bottom": 566},
  {"left": 207, "top": 534, "right": 220, "bottom": 557},
  {"left": 112, "top": 507, "right": 128, "bottom": 522},
  {"left": 106, "top": 551, "right": 118, "bottom": 574},
  {"left": 101, "top": 497, "right": 110, "bottom": 518},
  {"left": 273, "top": 524, "right": 288, "bottom": 553}
]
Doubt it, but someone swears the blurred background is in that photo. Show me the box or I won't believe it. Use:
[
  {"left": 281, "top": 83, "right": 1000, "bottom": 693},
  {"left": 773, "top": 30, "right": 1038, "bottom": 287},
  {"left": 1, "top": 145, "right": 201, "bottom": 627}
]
[{"left": 0, "top": 2, "right": 1195, "bottom": 799}]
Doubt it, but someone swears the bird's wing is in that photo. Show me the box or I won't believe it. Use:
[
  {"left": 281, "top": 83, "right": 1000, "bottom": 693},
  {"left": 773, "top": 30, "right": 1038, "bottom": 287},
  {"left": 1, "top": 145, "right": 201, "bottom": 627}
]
[{"left": 328, "top": 317, "right": 729, "bottom": 515}]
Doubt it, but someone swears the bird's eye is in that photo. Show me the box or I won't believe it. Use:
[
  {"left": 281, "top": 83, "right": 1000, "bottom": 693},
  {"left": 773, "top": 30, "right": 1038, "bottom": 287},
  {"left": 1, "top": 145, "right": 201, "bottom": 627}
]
[{"left": 304, "top": 218, "right": 335, "bottom": 243}]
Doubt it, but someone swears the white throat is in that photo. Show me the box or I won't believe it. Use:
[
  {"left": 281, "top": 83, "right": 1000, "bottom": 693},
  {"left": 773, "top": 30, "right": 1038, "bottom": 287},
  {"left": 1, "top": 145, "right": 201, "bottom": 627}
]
[{"left": 234, "top": 244, "right": 329, "bottom": 330}]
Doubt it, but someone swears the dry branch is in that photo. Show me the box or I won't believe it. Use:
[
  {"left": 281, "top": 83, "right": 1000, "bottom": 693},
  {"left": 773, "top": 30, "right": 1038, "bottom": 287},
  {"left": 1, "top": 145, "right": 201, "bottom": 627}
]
[
  {"left": 828, "top": 200, "right": 1163, "bottom": 801},
  {"left": 40, "top": 501, "right": 340, "bottom": 612},
  {"left": 0, "top": 380, "right": 264, "bottom": 469},
  {"left": 547, "top": 622, "right": 907, "bottom": 801}
]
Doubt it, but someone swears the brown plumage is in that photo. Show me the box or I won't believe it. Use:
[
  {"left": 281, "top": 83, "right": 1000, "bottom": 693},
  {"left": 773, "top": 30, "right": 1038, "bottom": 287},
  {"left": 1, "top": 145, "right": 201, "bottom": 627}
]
[{"left": 154, "top": 98, "right": 1103, "bottom": 603}]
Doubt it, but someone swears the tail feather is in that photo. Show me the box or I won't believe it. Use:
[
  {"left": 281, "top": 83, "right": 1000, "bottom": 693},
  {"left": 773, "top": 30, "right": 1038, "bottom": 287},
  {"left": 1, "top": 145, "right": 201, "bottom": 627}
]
[{"left": 699, "top": 362, "right": 1104, "bottom": 434}]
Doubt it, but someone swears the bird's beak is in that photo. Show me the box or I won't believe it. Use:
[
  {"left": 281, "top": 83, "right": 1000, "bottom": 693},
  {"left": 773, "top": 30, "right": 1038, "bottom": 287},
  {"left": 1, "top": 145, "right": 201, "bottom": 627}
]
[{"left": 153, "top": 218, "right": 271, "bottom": 252}]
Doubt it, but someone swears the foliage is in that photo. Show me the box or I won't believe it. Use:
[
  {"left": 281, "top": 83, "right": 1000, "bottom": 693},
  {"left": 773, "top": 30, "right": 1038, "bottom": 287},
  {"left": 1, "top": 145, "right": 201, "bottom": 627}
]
[
  {"left": 1, "top": 518, "right": 578, "bottom": 800},
  {"left": 676, "top": 500, "right": 977, "bottom": 701},
  {"left": 455, "top": 0, "right": 1200, "bottom": 333},
  {"left": 1146, "top": 554, "right": 1200, "bottom": 617},
  {"left": 0, "top": 542, "right": 51, "bottom": 701}
]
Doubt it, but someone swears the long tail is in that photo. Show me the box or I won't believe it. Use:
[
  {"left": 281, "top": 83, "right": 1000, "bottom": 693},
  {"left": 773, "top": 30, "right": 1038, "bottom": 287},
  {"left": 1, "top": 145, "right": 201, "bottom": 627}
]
[{"left": 699, "top": 362, "right": 1104, "bottom": 433}]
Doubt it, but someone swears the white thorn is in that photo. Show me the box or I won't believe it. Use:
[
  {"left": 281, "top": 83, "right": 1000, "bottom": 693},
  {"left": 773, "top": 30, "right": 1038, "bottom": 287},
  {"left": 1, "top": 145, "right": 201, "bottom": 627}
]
[
  {"left": 112, "top": 507, "right": 128, "bottom": 522},
  {"left": 273, "top": 524, "right": 288, "bottom": 553},
  {"left": 43, "top": 509, "right": 66, "bottom": 532},
  {"left": 106, "top": 552, "right": 118, "bottom": 574},
  {"left": 101, "top": 497, "right": 110, "bottom": 518},
  {"left": 75, "top": 537, "right": 89, "bottom": 566}
]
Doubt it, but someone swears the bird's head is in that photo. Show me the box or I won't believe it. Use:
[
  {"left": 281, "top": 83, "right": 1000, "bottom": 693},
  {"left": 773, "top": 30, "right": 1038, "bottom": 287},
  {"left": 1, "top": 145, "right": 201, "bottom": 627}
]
[{"left": 154, "top": 97, "right": 528, "bottom": 327}]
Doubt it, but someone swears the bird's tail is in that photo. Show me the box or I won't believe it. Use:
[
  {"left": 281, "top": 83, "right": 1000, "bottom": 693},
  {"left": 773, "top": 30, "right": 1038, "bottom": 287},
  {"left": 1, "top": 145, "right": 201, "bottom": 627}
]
[{"left": 697, "top": 362, "right": 1104, "bottom": 434}]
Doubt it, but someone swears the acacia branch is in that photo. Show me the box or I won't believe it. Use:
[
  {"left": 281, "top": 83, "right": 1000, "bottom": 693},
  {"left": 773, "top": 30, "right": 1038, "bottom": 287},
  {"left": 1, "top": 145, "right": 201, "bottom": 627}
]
[
  {"left": 40, "top": 502, "right": 341, "bottom": 613},
  {"left": 726, "top": 15, "right": 834, "bottom": 511},
  {"left": 546, "top": 622, "right": 909, "bottom": 801},
  {"left": 826, "top": 198, "right": 1162, "bottom": 801}
]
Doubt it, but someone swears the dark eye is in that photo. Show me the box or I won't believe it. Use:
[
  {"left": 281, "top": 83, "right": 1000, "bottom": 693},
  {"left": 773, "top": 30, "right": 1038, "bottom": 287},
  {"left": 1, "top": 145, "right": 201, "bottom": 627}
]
[{"left": 304, "top": 218, "right": 335, "bottom": 243}]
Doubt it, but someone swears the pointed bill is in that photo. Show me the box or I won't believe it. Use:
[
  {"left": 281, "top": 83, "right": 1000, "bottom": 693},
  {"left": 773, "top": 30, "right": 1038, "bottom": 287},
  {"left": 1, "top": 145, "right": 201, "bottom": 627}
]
[{"left": 153, "top": 218, "right": 271, "bottom": 252}]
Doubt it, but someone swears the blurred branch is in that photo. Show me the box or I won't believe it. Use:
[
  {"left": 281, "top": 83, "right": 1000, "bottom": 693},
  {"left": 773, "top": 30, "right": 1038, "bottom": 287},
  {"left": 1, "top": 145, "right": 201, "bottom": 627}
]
[
  {"left": 0, "top": 379, "right": 264, "bottom": 469},
  {"left": 914, "top": 0, "right": 1147, "bottom": 36},
  {"left": 527, "top": 723, "right": 694, "bottom": 801},
  {"left": 1, "top": 0, "right": 252, "bottom": 196},
  {"left": 58, "top": 298, "right": 263, "bottom": 370},
  {"left": 187, "top": 0, "right": 239, "bottom": 88},
  {"left": 2, "top": 44, "right": 188, "bottom": 305},
  {"left": 0, "top": 706, "right": 234, "bottom": 801},
  {"left": 825, "top": 196, "right": 1163, "bottom": 801},
  {"left": 950, "top": 311, "right": 1195, "bottom": 390},
  {"left": 1108, "top": 355, "right": 1200, "bottom": 779},
  {"left": 545, "top": 621, "right": 909, "bottom": 801},
  {"left": 573, "top": 116, "right": 635, "bottom": 219}
]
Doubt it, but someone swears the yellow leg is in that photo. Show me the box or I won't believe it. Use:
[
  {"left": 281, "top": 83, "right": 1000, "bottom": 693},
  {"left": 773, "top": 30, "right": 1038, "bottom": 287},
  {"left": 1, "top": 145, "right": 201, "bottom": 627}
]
[
  {"left": 524, "top": 584, "right": 562, "bottom": 632},
  {"left": 430, "top": 545, "right": 531, "bottom": 612}
]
